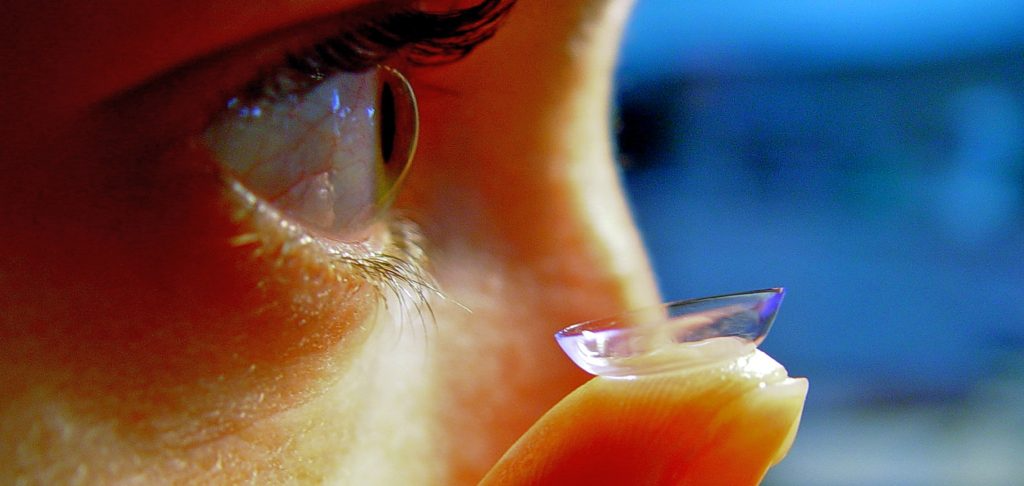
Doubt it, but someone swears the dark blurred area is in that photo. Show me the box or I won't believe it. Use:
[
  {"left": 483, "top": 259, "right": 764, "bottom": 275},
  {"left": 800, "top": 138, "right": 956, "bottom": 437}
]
[{"left": 616, "top": 1, "right": 1024, "bottom": 483}]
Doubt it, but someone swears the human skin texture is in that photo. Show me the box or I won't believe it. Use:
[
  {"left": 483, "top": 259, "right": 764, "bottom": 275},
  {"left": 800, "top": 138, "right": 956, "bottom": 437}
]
[{"left": 0, "top": 0, "right": 805, "bottom": 484}]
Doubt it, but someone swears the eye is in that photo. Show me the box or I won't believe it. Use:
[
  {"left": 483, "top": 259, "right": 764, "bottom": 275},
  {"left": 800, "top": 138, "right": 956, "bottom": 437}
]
[{"left": 204, "top": 65, "right": 418, "bottom": 243}]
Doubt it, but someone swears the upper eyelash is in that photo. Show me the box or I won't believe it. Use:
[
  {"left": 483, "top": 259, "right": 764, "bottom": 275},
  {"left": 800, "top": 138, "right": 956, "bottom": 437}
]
[{"left": 252, "top": 0, "right": 515, "bottom": 102}]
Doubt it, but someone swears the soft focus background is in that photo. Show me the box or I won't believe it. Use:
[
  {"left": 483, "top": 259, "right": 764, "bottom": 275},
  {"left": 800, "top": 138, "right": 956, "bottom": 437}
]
[{"left": 615, "top": 1, "right": 1024, "bottom": 484}]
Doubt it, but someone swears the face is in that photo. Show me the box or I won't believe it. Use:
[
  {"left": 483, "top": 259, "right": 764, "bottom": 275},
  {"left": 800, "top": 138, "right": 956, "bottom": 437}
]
[{"left": 0, "top": 0, "right": 658, "bottom": 483}]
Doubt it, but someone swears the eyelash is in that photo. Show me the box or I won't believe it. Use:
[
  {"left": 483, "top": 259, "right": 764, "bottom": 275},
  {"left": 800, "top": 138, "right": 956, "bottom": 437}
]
[
  {"left": 230, "top": 0, "right": 514, "bottom": 313},
  {"left": 243, "top": 0, "right": 514, "bottom": 103}
]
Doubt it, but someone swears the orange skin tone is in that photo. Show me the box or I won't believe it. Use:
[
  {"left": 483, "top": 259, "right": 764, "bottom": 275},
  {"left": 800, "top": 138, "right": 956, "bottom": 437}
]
[{"left": 0, "top": 0, "right": 805, "bottom": 483}]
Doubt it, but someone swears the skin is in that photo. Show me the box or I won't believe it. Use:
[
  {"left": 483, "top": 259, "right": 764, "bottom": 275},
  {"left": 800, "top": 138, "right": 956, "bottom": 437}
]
[
  {"left": 1, "top": 0, "right": 657, "bottom": 483},
  {"left": 0, "top": 0, "right": 806, "bottom": 483}
]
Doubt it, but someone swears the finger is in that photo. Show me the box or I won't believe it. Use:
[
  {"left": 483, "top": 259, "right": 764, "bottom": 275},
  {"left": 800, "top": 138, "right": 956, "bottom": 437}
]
[{"left": 480, "top": 350, "right": 807, "bottom": 486}]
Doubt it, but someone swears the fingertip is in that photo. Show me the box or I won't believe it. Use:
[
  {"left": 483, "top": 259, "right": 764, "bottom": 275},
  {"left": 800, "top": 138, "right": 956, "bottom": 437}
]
[
  {"left": 482, "top": 355, "right": 808, "bottom": 485},
  {"left": 768, "top": 378, "right": 808, "bottom": 467}
]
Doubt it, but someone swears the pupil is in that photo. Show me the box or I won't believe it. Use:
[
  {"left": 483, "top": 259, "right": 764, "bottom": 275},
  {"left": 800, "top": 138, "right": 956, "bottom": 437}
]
[{"left": 380, "top": 81, "right": 396, "bottom": 163}]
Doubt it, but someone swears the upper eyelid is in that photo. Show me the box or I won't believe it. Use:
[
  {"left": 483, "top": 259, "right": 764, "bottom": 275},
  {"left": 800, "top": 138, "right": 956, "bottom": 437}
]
[{"left": 94, "top": 0, "right": 514, "bottom": 140}]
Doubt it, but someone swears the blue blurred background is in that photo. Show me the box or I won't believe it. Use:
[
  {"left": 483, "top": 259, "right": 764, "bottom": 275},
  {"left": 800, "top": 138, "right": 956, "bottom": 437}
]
[{"left": 616, "top": 1, "right": 1024, "bottom": 483}]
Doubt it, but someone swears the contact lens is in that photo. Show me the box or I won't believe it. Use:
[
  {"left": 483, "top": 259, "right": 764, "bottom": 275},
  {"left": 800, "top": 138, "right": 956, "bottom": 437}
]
[{"left": 554, "top": 288, "right": 785, "bottom": 378}]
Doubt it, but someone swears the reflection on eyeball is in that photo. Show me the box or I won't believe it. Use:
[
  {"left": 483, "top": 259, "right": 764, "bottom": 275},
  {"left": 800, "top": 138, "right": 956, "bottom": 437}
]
[{"left": 204, "top": 65, "right": 418, "bottom": 243}]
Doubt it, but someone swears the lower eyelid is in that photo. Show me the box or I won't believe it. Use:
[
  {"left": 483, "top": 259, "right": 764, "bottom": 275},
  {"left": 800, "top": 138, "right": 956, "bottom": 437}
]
[{"left": 224, "top": 177, "right": 441, "bottom": 314}]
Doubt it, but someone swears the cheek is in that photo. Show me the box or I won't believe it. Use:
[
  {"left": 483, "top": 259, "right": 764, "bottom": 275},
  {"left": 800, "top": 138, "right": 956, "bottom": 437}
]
[
  {"left": 397, "top": 66, "right": 658, "bottom": 486},
  {"left": 388, "top": 3, "right": 662, "bottom": 480},
  {"left": 0, "top": 114, "right": 377, "bottom": 439}
]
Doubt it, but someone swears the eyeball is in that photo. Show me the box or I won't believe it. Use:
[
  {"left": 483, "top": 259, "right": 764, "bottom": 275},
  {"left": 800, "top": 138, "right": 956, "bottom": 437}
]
[{"left": 204, "top": 65, "right": 418, "bottom": 242}]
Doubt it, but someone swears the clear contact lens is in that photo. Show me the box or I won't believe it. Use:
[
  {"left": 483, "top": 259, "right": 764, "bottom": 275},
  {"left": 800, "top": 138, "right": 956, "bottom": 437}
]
[{"left": 554, "top": 288, "right": 785, "bottom": 378}]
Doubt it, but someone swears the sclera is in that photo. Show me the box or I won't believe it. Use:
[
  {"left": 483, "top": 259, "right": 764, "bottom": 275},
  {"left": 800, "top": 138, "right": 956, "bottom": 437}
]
[{"left": 555, "top": 288, "right": 785, "bottom": 378}]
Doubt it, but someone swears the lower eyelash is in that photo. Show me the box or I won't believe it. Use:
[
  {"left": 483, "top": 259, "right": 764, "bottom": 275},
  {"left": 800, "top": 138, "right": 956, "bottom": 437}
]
[
  {"left": 225, "top": 178, "right": 445, "bottom": 325},
  {"left": 339, "top": 217, "right": 445, "bottom": 326}
]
